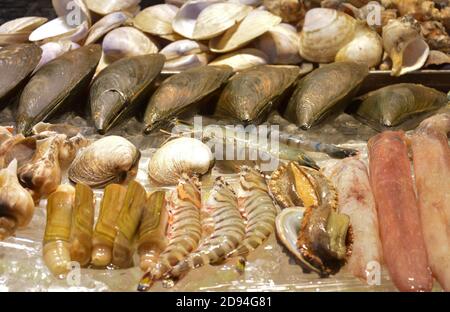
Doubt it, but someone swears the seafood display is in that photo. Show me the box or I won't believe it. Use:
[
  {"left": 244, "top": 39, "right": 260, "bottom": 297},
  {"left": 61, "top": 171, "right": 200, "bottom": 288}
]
[
  {"left": 351, "top": 83, "right": 448, "bottom": 130},
  {"left": 0, "top": 0, "right": 449, "bottom": 293},
  {"left": 368, "top": 131, "right": 432, "bottom": 292},
  {"left": 411, "top": 114, "right": 450, "bottom": 291},
  {"left": 68, "top": 136, "right": 140, "bottom": 188},
  {"left": 148, "top": 137, "right": 214, "bottom": 186}
]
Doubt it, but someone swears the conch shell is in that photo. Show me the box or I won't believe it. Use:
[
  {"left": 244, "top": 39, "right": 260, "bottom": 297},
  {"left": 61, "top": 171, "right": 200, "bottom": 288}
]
[
  {"left": 382, "top": 16, "right": 430, "bottom": 76},
  {"left": 148, "top": 137, "right": 214, "bottom": 186},
  {"left": 0, "top": 159, "right": 35, "bottom": 240}
]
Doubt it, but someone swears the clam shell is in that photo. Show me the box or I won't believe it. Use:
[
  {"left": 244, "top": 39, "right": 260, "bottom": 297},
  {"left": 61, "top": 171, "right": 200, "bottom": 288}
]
[
  {"left": 134, "top": 4, "right": 178, "bottom": 36},
  {"left": 34, "top": 40, "right": 80, "bottom": 73},
  {"left": 0, "top": 44, "right": 42, "bottom": 104},
  {"left": 29, "top": 17, "right": 89, "bottom": 43},
  {"left": 163, "top": 53, "right": 212, "bottom": 74},
  {"left": 382, "top": 17, "right": 430, "bottom": 76},
  {"left": 299, "top": 8, "right": 357, "bottom": 63},
  {"left": 69, "top": 136, "right": 140, "bottom": 188},
  {"left": 143, "top": 65, "right": 233, "bottom": 133},
  {"left": 275, "top": 207, "right": 321, "bottom": 274},
  {"left": 209, "top": 48, "right": 268, "bottom": 71},
  {"left": 215, "top": 65, "right": 301, "bottom": 124},
  {"left": 209, "top": 9, "right": 282, "bottom": 53},
  {"left": 102, "top": 26, "right": 159, "bottom": 62},
  {"left": 17, "top": 45, "right": 102, "bottom": 135},
  {"left": 86, "top": 0, "right": 140, "bottom": 16},
  {"left": 159, "top": 39, "right": 212, "bottom": 74},
  {"left": 173, "top": 0, "right": 252, "bottom": 40},
  {"left": 148, "top": 137, "right": 214, "bottom": 186},
  {"left": 0, "top": 17, "right": 47, "bottom": 45},
  {"left": 285, "top": 61, "right": 369, "bottom": 130},
  {"left": 52, "top": 0, "right": 92, "bottom": 27},
  {"left": 253, "top": 23, "right": 301, "bottom": 65},
  {"left": 90, "top": 54, "right": 165, "bottom": 134},
  {"left": 85, "top": 11, "right": 132, "bottom": 45}
]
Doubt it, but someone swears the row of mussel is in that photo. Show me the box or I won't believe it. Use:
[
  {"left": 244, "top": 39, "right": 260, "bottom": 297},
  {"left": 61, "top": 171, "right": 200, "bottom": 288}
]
[{"left": 1, "top": 41, "right": 448, "bottom": 138}]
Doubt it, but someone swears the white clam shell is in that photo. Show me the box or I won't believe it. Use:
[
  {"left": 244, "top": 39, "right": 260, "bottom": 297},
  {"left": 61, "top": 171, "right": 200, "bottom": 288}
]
[
  {"left": 34, "top": 40, "right": 80, "bottom": 73},
  {"left": 160, "top": 39, "right": 212, "bottom": 73},
  {"left": 163, "top": 53, "right": 211, "bottom": 74},
  {"left": 52, "top": 0, "right": 92, "bottom": 27},
  {"left": 86, "top": 0, "right": 141, "bottom": 16},
  {"left": 209, "top": 48, "right": 268, "bottom": 71},
  {"left": 85, "top": 11, "right": 132, "bottom": 45},
  {"left": 299, "top": 8, "right": 357, "bottom": 63},
  {"left": 335, "top": 25, "right": 383, "bottom": 68},
  {"left": 254, "top": 23, "right": 301, "bottom": 64},
  {"left": 173, "top": 1, "right": 252, "bottom": 40},
  {"left": 134, "top": 4, "right": 179, "bottom": 36},
  {"left": 102, "top": 26, "right": 159, "bottom": 61},
  {"left": 209, "top": 9, "right": 282, "bottom": 53},
  {"left": 148, "top": 137, "right": 214, "bottom": 186},
  {"left": 29, "top": 17, "right": 89, "bottom": 43},
  {"left": 160, "top": 39, "right": 209, "bottom": 60},
  {"left": 0, "top": 17, "right": 47, "bottom": 45}
]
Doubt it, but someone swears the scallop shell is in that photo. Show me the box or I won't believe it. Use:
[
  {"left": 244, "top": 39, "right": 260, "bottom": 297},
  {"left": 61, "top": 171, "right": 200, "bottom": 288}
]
[
  {"left": 209, "top": 48, "right": 268, "bottom": 71},
  {"left": 86, "top": 0, "right": 141, "bottom": 16},
  {"left": 148, "top": 137, "right": 214, "bottom": 186},
  {"left": 0, "top": 17, "right": 47, "bottom": 45},
  {"left": 209, "top": 9, "right": 282, "bottom": 53},
  {"left": 85, "top": 11, "right": 132, "bottom": 45},
  {"left": 133, "top": 4, "right": 178, "bottom": 36},
  {"left": 173, "top": 0, "right": 252, "bottom": 40},
  {"left": 299, "top": 8, "right": 357, "bottom": 63},
  {"left": 68, "top": 136, "right": 140, "bottom": 188},
  {"left": 102, "top": 26, "right": 159, "bottom": 62}
]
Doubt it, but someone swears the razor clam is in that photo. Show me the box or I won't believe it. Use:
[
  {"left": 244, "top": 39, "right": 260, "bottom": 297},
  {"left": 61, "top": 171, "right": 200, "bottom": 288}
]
[
  {"left": 91, "top": 184, "right": 127, "bottom": 267},
  {"left": 351, "top": 83, "right": 448, "bottom": 131},
  {"left": 17, "top": 44, "right": 102, "bottom": 136},
  {"left": 138, "top": 191, "right": 169, "bottom": 272},
  {"left": 85, "top": 11, "right": 132, "bottom": 45},
  {"left": 0, "top": 159, "right": 35, "bottom": 240},
  {"left": 215, "top": 65, "right": 302, "bottom": 124},
  {"left": 148, "top": 137, "right": 214, "bottom": 186},
  {"left": 112, "top": 180, "right": 147, "bottom": 268},
  {"left": 18, "top": 134, "right": 65, "bottom": 201},
  {"left": 0, "top": 44, "right": 42, "bottom": 105},
  {"left": 34, "top": 40, "right": 80, "bottom": 73},
  {"left": 43, "top": 185, "right": 75, "bottom": 278},
  {"left": 295, "top": 165, "right": 352, "bottom": 276},
  {"left": 90, "top": 54, "right": 165, "bottom": 134},
  {"left": 70, "top": 183, "right": 95, "bottom": 266},
  {"left": 284, "top": 61, "right": 369, "bottom": 130},
  {"left": 102, "top": 27, "right": 159, "bottom": 62},
  {"left": 0, "top": 17, "right": 47, "bottom": 45},
  {"left": 68, "top": 136, "right": 140, "bottom": 188},
  {"left": 143, "top": 65, "right": 233, "bottom": 133}
]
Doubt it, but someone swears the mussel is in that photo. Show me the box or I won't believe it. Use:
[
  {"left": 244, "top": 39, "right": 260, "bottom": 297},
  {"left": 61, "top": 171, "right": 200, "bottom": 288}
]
[
  {"left": 284, "top": 61, "right": 369, "bottom": 130},
  {"left": 350, "top": 83, "right": 449, "bottom": 131},
  {"left": 215, "top": 65, "right": 302, "bottom": 124},
  {"left": 0, "top": 44, "right": 42, "bottom": 106},
  {"left": 90, "top": 54, "right": 165, "bottom": 134},
  {"left": 0, "top": 159, "right": 35, "bottom": 240},
  {"left": 68, "top": 136, "right": 140, "bottom": 188},
  {"left": 148, "top": 137, "right": 214, "bottom": 186},
  {"left": 17, "top": 44, "right": 102, "bottom": 136},
  {"left": 143, "top": 65, "right": 233, "bottom": 134}
]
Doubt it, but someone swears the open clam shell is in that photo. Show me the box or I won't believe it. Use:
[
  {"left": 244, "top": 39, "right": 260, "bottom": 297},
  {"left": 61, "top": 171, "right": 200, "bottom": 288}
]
[
  {"left": 52, "top": 0, "right": 92, "bottom": 27},
  {"left": 85, "top": 11, "right": 132, "bottom": 45},
  {"left": 102, "top": 26, "right": 159, "bottom": 62},
  {"left": 134, "top": 4, "right": 178, "bottom": 36},
  {"left": 0, "top": 17, "right": 48, "bottom": 45},
  {"left": 209, "top": 9, "right": 281, "bottom": 53},
  {"left": 173, "top": 0, "right": 252, "bottom": 40},
  {"left": 69, "top": 136, "right": 140, "bottom": 188},
  {"left": 209, "top": 48, "right": 268, "bottom": 71},
  {"left": 86, "top": 0, "right": 141, "bottom": 16},
  {"left": 34, "top": 40, "right": 80, "bottom": 73},
  {"left": 90, "top": 54, "right": 165, "bottom": 134},
  {"left": 29, "top": 17, "right": 89, "bottom": 43},
  {"left": 17, "top": 44, "right": 102, "bottom": 135},
  {"left": 160, "top": 39, "right": 212, "bottom": 73},
  {"left": 0, "top": 44, "right": 42, "bottom": 105},
  {"left": 275, "top": 207, "right": 321, "bottom": 274}
]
